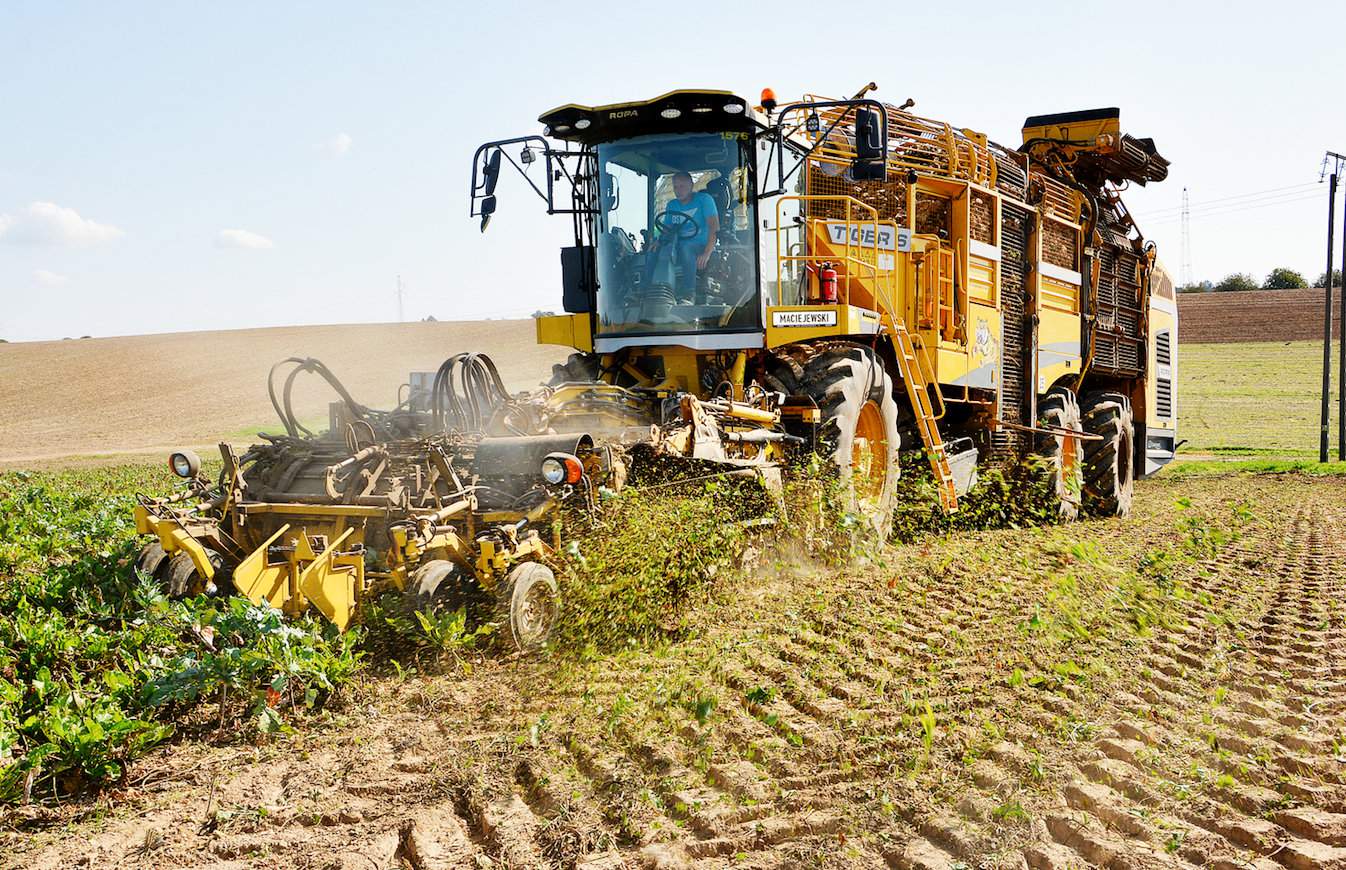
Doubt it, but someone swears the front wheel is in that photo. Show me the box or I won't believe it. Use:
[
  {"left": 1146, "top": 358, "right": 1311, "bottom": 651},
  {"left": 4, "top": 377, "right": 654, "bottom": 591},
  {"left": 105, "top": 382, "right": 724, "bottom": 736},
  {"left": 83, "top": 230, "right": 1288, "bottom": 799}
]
[
  {"left": 496, "top": 562, "right": 559, "bottom": 653},
  {"left": 163, "top": 548, "right": 225, "bottom": 598},
  {"left": 409, "top": 559, "right": 464, "bottom": 611},
  {"left": 135, "top": 541, "right": 172, "bottom": 586},
  {"left": 765, "top": 343, "right": 901, "bottom": 539},
  {"left": 1035, "top": 387, "right": 1084, "bottom": 522}
]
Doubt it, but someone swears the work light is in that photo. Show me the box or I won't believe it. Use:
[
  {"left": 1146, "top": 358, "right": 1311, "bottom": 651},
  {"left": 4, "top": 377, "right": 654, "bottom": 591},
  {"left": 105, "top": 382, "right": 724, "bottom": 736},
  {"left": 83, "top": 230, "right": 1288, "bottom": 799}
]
[
  {"left": 540, "top": 452, "right": 584, "bottom": 485},
  {"left": 541, "top": 457, "right": 566, "bottom": 484},
  {"left": 168, "top": 450, "right": 201, "bottom": 479}
]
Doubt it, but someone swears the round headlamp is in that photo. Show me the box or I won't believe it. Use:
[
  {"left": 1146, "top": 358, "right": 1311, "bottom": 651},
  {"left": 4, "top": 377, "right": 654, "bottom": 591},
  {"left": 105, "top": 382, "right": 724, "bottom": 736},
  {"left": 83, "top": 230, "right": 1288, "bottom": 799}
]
[
  {"left": 541, "top": 457, "right": 567, "bottom": 485},
  {"left": 169, "top": 449, "right": 201, "bottom": 479},
  {"left": 541, "top": 452, "right": 584, "bottom": 486}
]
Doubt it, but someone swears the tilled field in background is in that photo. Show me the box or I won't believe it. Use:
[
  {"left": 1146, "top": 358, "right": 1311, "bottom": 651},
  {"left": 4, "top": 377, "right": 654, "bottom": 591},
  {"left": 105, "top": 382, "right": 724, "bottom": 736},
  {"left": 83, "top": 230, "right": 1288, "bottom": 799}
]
[
  {"left": 1177, "top": 288, "right": 1341, "bottom": 345},
  {"left": 0, "top": 321, "right": 566, "bottom": 465},
  {"left": 9, "top": 473, "right": 1346, "bottom": 869}
]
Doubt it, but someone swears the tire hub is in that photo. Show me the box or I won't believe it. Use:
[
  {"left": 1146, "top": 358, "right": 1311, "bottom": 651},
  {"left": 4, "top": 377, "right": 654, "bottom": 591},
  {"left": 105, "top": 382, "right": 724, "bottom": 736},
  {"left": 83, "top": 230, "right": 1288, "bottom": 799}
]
[
  {"left": 517, "top": 581, "right": 555, "bottom": 644},
  {"left": 852, "top": 399, "right": 889, "bottom": 503}
]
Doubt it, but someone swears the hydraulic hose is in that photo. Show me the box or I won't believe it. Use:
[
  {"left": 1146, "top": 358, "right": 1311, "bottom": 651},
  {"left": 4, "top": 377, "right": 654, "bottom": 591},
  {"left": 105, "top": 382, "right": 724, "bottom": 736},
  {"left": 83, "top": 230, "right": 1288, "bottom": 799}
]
[
  {"left": 431, "top": 352, "right": 511, "bottom": 433},
  {"left": 266, "top": 357, "right": 371, "bottom": 439}
]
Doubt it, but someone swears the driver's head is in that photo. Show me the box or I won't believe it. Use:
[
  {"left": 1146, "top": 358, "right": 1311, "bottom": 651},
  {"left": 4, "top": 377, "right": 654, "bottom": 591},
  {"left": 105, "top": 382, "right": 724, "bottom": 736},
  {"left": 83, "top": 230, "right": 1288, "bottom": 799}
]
[{"left": 672, "top": 171, "right": 693, "bottom": 203}]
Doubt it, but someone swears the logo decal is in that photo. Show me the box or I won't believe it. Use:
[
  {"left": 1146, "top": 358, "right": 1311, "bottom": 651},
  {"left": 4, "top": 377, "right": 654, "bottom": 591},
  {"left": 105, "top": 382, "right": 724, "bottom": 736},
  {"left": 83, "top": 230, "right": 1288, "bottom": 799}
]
[
  {"left": 821, "top": 222, "right": 911, "bottom": 252},
  {"left": 973, "top": 317, "right": 999, "bottom": 361}
]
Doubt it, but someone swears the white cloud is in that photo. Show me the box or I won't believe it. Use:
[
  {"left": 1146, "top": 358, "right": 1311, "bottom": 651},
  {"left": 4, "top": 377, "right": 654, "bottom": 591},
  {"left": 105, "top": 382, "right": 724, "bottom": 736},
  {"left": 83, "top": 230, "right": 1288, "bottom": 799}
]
[
  {"left": 216, "top": 228, "right": 274, "bottom": 250},
  {"left": 317, "top": 132, "right": 352, "bottom": 158},
  {"left": 0, "top": 202, "right": 123, "bottom": 246},
  {"left": 33, "top": 269, "right": 68, "bottom": 286}
]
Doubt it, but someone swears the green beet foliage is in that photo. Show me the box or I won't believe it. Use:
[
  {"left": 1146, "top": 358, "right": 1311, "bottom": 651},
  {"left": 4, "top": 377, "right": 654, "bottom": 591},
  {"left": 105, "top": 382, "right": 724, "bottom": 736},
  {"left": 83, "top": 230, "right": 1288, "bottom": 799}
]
[{"left": 0, "top": 467, "right": 362, "bottom": 804}]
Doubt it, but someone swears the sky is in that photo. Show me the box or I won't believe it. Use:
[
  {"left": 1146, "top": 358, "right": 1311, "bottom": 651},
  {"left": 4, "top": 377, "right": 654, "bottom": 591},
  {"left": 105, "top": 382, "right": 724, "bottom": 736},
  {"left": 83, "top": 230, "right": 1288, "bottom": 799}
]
[{"left": 2, "top": 0, "right": 1343, "bottom": 342}]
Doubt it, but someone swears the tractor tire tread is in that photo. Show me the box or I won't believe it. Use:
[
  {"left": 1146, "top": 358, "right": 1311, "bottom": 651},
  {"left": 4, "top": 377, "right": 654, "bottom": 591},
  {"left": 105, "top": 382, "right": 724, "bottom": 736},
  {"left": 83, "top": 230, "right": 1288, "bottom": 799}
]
[{"left": 1080, "top": 391, "right": 1135, "bottom": 518}]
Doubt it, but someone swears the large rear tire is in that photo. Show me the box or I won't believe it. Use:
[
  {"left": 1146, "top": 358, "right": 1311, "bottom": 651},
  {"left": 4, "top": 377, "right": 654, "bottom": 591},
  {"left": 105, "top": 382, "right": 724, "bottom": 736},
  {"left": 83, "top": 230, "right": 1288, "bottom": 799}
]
[
  {"left": 765, "top": 343, "right": 901, "bottom": 539},
  {"left": 1035, "top": 387, "right": 1083, "bottom": 522},
  {"left": 1081, "top": 392, "right": 1135, "bottom": 517}
]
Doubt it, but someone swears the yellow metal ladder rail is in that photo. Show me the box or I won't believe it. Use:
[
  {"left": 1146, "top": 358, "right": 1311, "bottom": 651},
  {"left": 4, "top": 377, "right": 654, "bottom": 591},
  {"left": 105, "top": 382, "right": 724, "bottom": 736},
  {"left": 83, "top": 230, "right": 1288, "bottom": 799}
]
[{"left": 891, "top": 325, "right": 959, "bottom": 512}]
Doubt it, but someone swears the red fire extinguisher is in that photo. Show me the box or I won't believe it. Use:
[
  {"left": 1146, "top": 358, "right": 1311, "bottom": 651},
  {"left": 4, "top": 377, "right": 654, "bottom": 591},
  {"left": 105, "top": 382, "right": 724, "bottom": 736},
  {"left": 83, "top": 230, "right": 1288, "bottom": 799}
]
[{"left": 819, "top": 262, "right": 838, "bottom": 304}]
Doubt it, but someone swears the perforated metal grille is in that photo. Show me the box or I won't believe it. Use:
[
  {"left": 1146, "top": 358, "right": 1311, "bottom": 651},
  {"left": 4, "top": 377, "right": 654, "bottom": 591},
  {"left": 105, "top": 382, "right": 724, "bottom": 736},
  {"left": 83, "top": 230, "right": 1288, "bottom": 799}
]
[
  {"left": 992, "top": 150, "right": 1027, "bottom": 199},
  {"left": 994, "top": 202, "right": 1033, "bottom": 460},
  {"left": 1090, "top": 227, "right": 1145, "bottom": 377},
  {"left": 970, "top": 190, "right": 995, "bottom": 244},
  {"left": 1042, "top": 220, "right": 1078, "bottom": 270},
  {"left": 1156, "top": 329, "right": 1172, "bottom": 418},
  {"left": 804, "top": 162, "right": 908, "bottom": 223},
  {"left": 915, "top": 192, "right": 951, "bottom": 237}
]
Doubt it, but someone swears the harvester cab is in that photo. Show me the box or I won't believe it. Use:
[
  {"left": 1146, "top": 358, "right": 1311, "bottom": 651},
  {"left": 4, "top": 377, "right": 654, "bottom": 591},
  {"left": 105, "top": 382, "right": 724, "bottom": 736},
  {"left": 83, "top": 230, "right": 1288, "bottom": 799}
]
[{"left": 470, "top": 90, "right": 894, "bottom": 357}]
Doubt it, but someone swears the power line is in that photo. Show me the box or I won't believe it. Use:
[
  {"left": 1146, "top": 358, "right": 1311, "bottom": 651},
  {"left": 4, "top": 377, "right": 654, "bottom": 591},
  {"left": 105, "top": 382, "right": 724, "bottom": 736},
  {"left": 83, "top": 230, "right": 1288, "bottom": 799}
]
[
  {"left": 1179, "top": 187, "right": 1192, "bottom": 288},
  {"left": 1186, "top": 188, "right": 1323, "bottom": 216},
  {"left": 1142, "top": 181, "right": 1320, "bottom": 216},
  {"left": 1146, "top": 189, "right": 1325, "bottom": 222},
  {"left": 1145, "top": 191, "right": 1323, "bottom": 225},
  {"left": 1146, "top": 195, "right": 1321, "bottom": 225}
]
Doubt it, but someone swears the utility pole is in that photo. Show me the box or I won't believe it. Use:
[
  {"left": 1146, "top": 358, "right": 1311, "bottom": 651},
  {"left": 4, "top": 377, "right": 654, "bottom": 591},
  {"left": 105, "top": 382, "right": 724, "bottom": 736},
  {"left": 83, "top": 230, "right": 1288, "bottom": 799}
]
[
  {"left": 1322, "top": 153, "right": 1344, "bottom": 462},
  {"left": 1340, "top": 175, "right": 1346, "bottom": 459},
  {"left": 397, "top": 274, "right": 405, "bottom": 323},
  {"left": 1179, "top": 187, "right": 1192, "bottom": 289}
]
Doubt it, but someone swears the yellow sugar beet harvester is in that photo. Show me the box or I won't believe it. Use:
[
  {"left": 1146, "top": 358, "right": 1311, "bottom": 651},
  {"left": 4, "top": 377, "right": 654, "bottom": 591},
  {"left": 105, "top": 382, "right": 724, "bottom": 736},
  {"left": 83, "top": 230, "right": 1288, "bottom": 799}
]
[{"left": 132, "top": 84, "right": 1177, "bottom": 647}]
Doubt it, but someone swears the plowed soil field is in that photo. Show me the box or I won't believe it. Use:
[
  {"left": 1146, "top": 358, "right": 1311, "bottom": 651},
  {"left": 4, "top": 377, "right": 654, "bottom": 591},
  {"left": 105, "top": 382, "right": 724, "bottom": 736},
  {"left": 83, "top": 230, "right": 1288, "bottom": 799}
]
[
  {"left": 9, "top": 472, "right": 1346, "bottom": 869},
  {"left": 0, "top": 321, "right": 566, "bottom": 465},
  {"left": 1178, "top": 289, "right": 1341, "bottom": 345}
]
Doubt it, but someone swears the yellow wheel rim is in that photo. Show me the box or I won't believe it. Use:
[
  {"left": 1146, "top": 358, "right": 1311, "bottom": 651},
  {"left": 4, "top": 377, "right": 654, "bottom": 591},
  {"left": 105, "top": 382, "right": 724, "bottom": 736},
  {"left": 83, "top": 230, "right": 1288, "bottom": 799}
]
[{"left": 851, "top": 400, "right": 889, "bottom": 502}]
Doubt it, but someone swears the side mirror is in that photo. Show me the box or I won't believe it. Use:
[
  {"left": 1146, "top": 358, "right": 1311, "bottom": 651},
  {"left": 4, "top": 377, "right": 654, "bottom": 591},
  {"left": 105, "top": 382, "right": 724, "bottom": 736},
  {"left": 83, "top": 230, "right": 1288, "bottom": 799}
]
[
  {"left": 855, "top": 109, "right": 884, "bottom": 160},
  {"left": 482, "top": 149, "right": 503, "bottom": 196},
  {"left": 852, "top": 108, "right": 887, "bottom": 181},
  {"left": 479, "top": 195, "right": 497, "bottom": 232}
]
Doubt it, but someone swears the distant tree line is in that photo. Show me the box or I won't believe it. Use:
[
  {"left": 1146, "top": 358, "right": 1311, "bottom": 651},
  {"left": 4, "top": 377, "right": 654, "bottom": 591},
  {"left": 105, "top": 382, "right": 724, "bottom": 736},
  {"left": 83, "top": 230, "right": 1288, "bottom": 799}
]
[{"left": 1177, "top": 268, "right": 1343, "bottom": 293}]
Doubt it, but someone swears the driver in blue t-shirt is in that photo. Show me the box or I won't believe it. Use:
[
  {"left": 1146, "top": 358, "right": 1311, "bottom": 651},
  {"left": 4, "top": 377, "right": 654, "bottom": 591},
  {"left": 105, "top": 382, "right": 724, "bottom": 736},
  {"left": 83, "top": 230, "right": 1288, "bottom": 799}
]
[{"left": 647, "top": 171, "right": 719, "bottom": 298}]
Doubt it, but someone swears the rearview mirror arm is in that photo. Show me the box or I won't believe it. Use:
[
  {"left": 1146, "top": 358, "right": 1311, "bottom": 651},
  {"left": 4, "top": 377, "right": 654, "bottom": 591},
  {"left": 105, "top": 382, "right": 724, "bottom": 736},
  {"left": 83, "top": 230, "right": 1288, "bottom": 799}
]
[
  {"left": 758, "top": 99, "right": 890, "bottom": 198},
  {"left": 469, "top": 135, "right": 554, "bottom": 217},
  {"left": 469, "top": 136, "right": 596, "bottom": 218}
]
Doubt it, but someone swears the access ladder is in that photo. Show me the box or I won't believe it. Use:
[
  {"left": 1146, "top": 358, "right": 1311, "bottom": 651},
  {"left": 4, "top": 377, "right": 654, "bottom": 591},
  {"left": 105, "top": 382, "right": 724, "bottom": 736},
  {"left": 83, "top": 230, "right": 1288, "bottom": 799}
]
[{"left": 891, "top": 324, "right": 959, "bottom": 512}]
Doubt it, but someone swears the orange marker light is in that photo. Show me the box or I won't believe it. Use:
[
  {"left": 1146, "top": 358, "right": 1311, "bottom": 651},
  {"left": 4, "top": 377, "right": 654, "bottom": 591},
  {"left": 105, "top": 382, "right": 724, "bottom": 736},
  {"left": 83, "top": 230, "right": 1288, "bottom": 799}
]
[{"left": 760, "top": 88, "right": 777, "bottom": 113}]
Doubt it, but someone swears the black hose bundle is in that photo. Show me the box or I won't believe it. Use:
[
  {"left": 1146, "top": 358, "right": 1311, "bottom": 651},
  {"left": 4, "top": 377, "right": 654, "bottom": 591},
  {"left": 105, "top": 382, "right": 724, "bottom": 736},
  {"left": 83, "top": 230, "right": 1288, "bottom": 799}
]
[
  {"left": 431, "top": 352, "right": 510, "bottom": 433},
  {"left": 267, "top": 357, "right": 371, "bottom": 439}
]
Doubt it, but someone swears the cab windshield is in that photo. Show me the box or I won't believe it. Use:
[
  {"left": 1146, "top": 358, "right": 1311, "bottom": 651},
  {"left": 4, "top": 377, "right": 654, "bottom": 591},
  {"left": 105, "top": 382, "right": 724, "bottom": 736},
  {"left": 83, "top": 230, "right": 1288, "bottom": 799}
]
[{"left": 595, "top": 132, "right": 759, "bottom": 336}]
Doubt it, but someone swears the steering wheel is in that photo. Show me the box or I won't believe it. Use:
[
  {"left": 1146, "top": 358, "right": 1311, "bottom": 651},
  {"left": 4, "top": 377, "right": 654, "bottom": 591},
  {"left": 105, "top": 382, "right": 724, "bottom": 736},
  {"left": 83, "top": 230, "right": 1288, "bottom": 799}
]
[
  {"left": 609, "top": 226, "right": 636, "bottom": 256},
  {"left": 653, "top": 208, "right": 700, "bottom": 241}
]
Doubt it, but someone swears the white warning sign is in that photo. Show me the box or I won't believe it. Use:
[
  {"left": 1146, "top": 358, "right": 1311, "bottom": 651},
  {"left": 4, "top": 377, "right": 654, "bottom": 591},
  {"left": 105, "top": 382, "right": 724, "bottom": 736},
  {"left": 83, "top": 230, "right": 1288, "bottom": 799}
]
[{"left": 772, "top": 310, "right": 838, "bottom": 328}]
